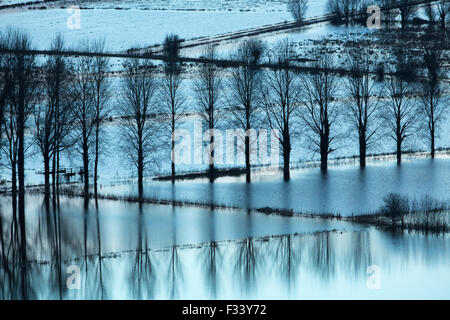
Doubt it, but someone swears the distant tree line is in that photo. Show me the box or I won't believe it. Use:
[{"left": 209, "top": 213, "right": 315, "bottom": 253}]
[
  {"left": 0, "top": 29, "right": 448, "bottom": 203},
  {"left": 325, "top": 0, "right": 449, "bottom": 28}
]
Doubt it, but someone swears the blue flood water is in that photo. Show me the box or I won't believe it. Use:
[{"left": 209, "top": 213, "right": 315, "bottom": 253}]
[
  {"left": 102, "top": 158, "right": 450, "bottom": 216},
  {"left": 1, "top": 195, "right": 450, "bottom": 299}
]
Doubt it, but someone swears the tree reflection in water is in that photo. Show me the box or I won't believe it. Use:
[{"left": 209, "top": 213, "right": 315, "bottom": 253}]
[
  {"left": 166, "top": 198, "right": 183, "bottom": 300},
  {"left": 0, "top": 196, "right": 31, "bottom": 299},
  {"left": 129, "top": 202, "right": 156, "bottom": 300},
  {"left": 1, "top": 196, "right": 450, "bottom": 299}
]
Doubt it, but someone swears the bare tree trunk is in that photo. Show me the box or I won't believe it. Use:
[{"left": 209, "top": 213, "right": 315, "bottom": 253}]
[
  {"left": 44, "top": 155, "right": 50, "bottom": 197},
  {"left": 321, "top": 116, "right": 330, "bottom": 172},
  {"left": 171, "top": 116, "right": 176, "bottom": 184},
  {"left": 18, "top": 128, "right": 27, "bottom": 266},
  {"left": 245, "top": 134, "right": 251, "bottom": 183},
  {"left": 209, "top": 133, "right": 215, "bottom": 183},
  {"left": 171, "top": 144, "right": 175, "bottom": 183},
  {"left": 396, "top": 134, "right": 402, "bottom": 165},
  {"left": 12, "top": 164, "right": 17, "bottom": 202},
  {"left": 138, "top": 143, "right": 144, "bottom": 199},
  {"left": 359, "top": 134, "right": 367, "bottom": 167},
  {"left": 94, "top": 119, "right": 99, "bottom": 196},
  {"left": 56, "top": 151, "right": 60, "bottom": 195},
  {"left": 18, "top": 100, "right": 26, "bottom": 254},
  {"left": 83, "top": 139, "right": 89, "bottom": 199},
  {"left": 283, "top": 132, "right": 291, "bottom": 181},
  {"left": 430, "top": 122, "right": 435, "bottom": 159},
  {"left": 245, "top": 109, "right": 251, "bottom": 183},
  {"left": 52, "top": 153, "right": 56, "bottom": 195},
  {"left": 400, "top": 9, "right": 407, "bottom": 29},
  {"left": 320, "top": 136, "right": 328, "bottom": 172}
]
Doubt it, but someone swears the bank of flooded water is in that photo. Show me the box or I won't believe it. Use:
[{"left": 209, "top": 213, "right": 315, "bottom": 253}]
[
  {"left": 100, "top": 158, "right": 450, "bottom": 216},
  {"left": 1, "top": 195, "right": 449, "bottom": 299}
]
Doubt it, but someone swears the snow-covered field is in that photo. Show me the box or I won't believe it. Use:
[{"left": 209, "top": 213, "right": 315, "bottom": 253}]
[
  {"left": 21, "top": 0, "right": 326, "bottom": 16},
  {"left": 0, "top": 8, "right": 292, "bottom": 51},
  {"left": 0, "top": 0, "right": 42, "bottom": 5},
  {"left": 0, "top": 0, "right": 332, "bottom": 51},
  {"left": 47, "top": 0, "right": 290, "bottom": 11}
]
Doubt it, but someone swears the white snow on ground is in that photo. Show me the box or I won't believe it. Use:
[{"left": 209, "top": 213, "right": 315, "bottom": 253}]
[
  {"left": 181, "top": 23, "right": 375, "bottom": 58},
  {"left": 0, "top": 0, "right": 42, "bottom": 5},
  {"left": 50, "top": 0, "right": 289, "bottom": 11},
  {"left": 0, "top": 8, "right": 292, "bottom": 51},
  {"left": 0, "top": 0, "right": 331, "bottom": 51},
  {"left": 25, "top": 0, "right": 327, "bottom": 16}
]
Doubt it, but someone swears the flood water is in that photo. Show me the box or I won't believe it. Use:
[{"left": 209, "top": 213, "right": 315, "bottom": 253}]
[
  {"left": 101, "top": 158, "right": 450, "bottom": 216},
  {"left": 1, "top": 195, "right": 450, "bottom": 299}
]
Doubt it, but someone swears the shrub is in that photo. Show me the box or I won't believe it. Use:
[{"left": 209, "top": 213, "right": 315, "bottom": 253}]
[{"left": 380, "top": 193, "right": 409, "bottom": 226}]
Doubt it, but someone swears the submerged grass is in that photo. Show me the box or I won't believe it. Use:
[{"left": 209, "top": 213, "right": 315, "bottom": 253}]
[
  {"left": 25, "top": 183, "right": 450, "bottom": 234},
  {"left": 353, "top": 193, "right": 450, "bottom": 234}
]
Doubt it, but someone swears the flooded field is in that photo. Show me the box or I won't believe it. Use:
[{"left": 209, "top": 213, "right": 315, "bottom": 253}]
[
  {"left": 1, "top": 195, "right": 450, "bottom": 299},
  {"left": 100, "top": 158, "right": 450, "bottom": 216},
  {"left": 1, "top": 0, "right": 449, "bottom": 302}
]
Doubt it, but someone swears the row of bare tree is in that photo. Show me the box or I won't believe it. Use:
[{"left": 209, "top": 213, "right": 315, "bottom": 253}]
[
  {"left": 190, "top": 39, "right": 447, "bottom": 182},
  {"left": 386, "top": 0, "right": 450, "bottom": 29},
  {"left": 0, "top": 29, "right": 110, "bottom": 202},
  {"left": 0, "top": 31, "right": 448, "bottom": 201}
]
